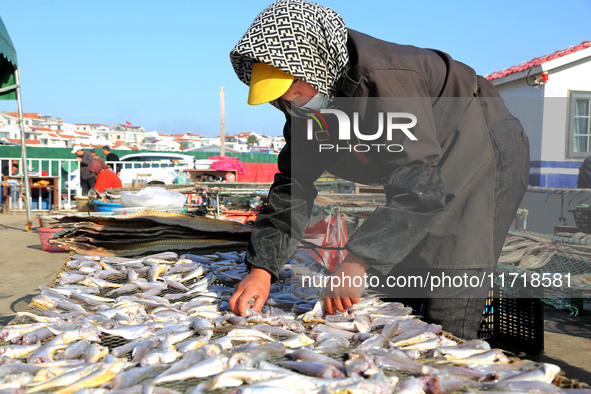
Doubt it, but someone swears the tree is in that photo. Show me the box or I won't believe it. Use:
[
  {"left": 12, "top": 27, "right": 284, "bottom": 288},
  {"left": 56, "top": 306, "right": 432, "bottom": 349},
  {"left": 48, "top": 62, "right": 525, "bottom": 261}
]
[{"left": 247, "top": 134, "right": 259, "bottom": 146}]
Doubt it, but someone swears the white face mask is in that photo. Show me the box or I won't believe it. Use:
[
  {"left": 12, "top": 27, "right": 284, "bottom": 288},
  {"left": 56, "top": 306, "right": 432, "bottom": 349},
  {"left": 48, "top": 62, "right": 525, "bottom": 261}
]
[
  {"left": 292, "top": 92, "right": 331, "bottom": 112},
  {"left": 278, "top": 93, "right": 331, "bottom": 118}
]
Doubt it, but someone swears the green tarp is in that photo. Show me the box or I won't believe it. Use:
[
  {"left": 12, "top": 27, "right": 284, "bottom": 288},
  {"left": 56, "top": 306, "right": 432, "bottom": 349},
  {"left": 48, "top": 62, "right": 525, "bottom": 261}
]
[{"left": 0, "top": 16, "right": 17, "bottom": 100}]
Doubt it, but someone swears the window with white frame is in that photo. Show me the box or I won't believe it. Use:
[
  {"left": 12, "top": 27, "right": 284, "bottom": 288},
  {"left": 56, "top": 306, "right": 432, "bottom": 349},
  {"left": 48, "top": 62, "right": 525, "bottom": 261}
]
[{"left": 568, "top": 91, "right": 591, "bottom": 158}]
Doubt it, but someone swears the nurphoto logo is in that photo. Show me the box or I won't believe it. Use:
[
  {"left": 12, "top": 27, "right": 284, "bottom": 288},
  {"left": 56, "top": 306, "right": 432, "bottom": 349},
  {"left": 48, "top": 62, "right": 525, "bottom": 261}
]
[{"left": 306, "top": 109, "right": 418, "bottom": 153}]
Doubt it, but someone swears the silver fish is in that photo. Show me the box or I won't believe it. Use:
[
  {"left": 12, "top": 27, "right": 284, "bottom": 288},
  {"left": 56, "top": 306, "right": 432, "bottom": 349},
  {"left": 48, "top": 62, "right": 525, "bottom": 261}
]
[
  {"left": 151, "top": 354, "right": 228, "bottom": 383},
  {"left": 0, "top": 342, "right": 42, "bottom": 359},
  {"left": 25, "top": 363, "right": 99, "bottom": 393},
  {"left": 107, "top": 365, "right": 159, "bottom": 390},
  {"left": 200, "top": 368, "right": 293, "bottom": 392},
  {"left": 95, "top": 324, "right": 154, "bottom": 340},
  {"left": 275, "top": 361, "right": 345, "bottom": 378}
]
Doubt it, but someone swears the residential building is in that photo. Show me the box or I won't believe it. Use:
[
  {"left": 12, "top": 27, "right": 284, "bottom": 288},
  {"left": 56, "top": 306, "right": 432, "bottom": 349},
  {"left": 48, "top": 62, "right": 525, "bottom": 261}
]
[
  {"left": 75, "top": 124, "right": 110, "bottom": 141},
  {"left": 173, "top": 133, "right": 204, "bottom": 150},
  {"left": 109, "top": 123, "right": 146, "bottom": 146},
  {"left": 486, "top": 40, "right": 591, "bottom": 188}
]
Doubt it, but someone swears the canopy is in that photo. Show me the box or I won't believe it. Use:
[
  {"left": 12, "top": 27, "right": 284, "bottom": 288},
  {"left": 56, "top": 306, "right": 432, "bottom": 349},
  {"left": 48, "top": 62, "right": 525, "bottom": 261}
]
[
  {"left": 0, "top": 16, "right": 17, "bottom": 100},
  {"left": 0, "top": 16, "right": 32, "bottom": 230}
]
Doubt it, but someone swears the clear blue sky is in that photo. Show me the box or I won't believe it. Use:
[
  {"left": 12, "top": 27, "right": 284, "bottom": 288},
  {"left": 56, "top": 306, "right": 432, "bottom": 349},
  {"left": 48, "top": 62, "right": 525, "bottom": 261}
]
[{"left": 1, "top": 0, "right": 589, "bottom": 137}]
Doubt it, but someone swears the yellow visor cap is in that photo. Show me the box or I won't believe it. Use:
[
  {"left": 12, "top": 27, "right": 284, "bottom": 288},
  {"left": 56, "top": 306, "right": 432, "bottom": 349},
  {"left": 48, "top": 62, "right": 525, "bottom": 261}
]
[{"left": 248, "top": 63, "right": 295, "bottom": 105}]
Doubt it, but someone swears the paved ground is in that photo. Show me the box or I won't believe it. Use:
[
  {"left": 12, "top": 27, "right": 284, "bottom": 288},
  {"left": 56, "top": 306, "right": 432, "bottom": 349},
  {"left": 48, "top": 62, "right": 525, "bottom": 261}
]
[{"left": 0, "top": 211, "right": 589, "bottom": 385}]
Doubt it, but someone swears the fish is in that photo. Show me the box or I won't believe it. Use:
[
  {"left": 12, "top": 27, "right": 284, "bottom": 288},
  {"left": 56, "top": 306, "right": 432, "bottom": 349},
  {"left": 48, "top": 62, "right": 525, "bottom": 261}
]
[
  {"left": 0, "top": 365, "right": 43, "bottom": 379},
  {"left": 226, "top": 328, "right": 275, "bottom": 343},
  {"left": 198, "top": 368, "right": 293, "bottom": 392},
  {"left": 502, "top": 362, "right": 561, "bottom": 384},
  {"left": 275, "top": 361, "right": 345, "bottom": 378},
  {"left": 282, "top": 333, "right": 315, "bottom": 349},
  {"left": 59, "top": 340, "right": 90, "bottom": 360},
  {"left": 27, "top": 343, "right": 71, "bottom": 364},
  {"left": 82, "top": 343, "right": 109, "bottom": 363},
  {"left": 0, "top": 372, "right": 34, "bottom": 390},
  {"left": 390, "top": 331, "right": 438, "bottom": 347},
  {"left": 401, "top": 336, "right": 457, "bottom": 352},
  {"left": 69, "top": 292, "right": 115, "bottom": 307},
  {"left": 155, "top": 343, "right": 223, "bottom": 381},
  {"left": 81, "top": 277, "right": 122, "bottom": 288},
  {"left": 147, "top": 263, "right": 167, "bottom": 282},
  {"left": 0, "top": 342, "right": 42, "bottom": 359},
  {"left": 32, "top": 362, "right": 88, "bottom": 382},
  {"left": 439, "top": 349, "right": 510, "bottom": 366},
  {"left": 372, "top": 354, "right": 433, "bottom": 375},
  {"left": 151, "top": 354, "right": 228, "bottom": 383},
  {"left": 175, "top": 336, "right": 210, "bottom": 354},
  {"left": 96, "top": 321, "right": 154, "bottom": 338},
  {"left": 52, "top": 359, "right": 127, "bottom": 394},
  {"left": 25, "top": 363, "right": 100, "bottom": 393},
  {"left": 320, "top": 372, "right": 394, "bottom": 393},
  {"left": 311, "top": 324, "right": 355, "bottom": 340},
  {"left": 229, "top": 374, "right": 318, "bottom": 393},
  {"left": 426, "top": 339, "right": 490, "bottom": 360},
  {"left": 10, "top": 328, "right": 53, "bottom": 347},
  {"left": 140, "top": 348, "right": 180, "bottom": 367},
  {"left": 416, "top": 374, "right": 482, "bottom": 393},
  {"left": 0, "top": 324, "right": 49, "bottom": 342},
  {"left": 0, "top": 248, "right": 570, "bottom": 394},
  {"left": 106, "top": 365, "right": 159, "bottom": 390}
]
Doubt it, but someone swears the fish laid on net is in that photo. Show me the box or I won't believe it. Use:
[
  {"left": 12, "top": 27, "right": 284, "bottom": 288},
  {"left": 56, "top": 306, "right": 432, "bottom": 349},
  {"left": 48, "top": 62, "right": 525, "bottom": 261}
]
[{"left": 0, "top": 249, "right": 586, "bottom": 393}]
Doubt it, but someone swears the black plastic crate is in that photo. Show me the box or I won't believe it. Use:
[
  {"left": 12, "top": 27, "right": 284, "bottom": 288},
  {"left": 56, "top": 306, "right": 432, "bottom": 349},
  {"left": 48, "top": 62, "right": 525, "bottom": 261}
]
[
  {"left": 478, "top": 286, "right": 544, "bottom": 358},
  {"left": 571, "top": 206, "right": 591, "bottom": 231}
]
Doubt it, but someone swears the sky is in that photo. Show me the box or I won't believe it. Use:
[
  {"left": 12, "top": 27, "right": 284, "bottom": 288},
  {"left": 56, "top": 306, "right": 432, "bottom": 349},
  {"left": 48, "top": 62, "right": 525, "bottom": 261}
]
[{"left": 0, "top": 0, "right": 590, "bottom": 137}]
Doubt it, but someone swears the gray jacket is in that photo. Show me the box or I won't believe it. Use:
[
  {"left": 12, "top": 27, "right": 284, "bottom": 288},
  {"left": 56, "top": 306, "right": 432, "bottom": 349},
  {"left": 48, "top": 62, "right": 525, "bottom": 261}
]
[{"left": 245, "top": 29, "right": 523, "bottom": 278}]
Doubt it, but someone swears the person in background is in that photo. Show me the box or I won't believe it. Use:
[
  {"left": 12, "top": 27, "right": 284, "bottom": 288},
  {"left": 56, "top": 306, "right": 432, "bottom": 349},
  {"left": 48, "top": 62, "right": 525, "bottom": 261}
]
[
  {"left": 72, "top": 145, "right": 96, "bottom": 196},
  {"left": 1, "top": 160, "right": 18, "bottom": 177},
  {"left": 102, "top": 146, "right": 120, "bottom": 173},
  {"left": 93, "top": 167, "right": 123, "bottom": 193},
  {"left": 1, "top": 160, "right": 20, "bottom": 210},
  {"left": 577, "top": 156, "right": 591, "bottom": 188},
  {"left": 87, "top": 149, "right": 122, "bottom": 193},
  {"left": 89, "top": 150, "right": 108, "bottom": 175}
]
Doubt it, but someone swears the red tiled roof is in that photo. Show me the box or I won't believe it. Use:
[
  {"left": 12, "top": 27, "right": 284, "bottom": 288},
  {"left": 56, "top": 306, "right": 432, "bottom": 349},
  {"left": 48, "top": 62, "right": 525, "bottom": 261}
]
[
  {"left": 76, "top": 132, "right": 92, "bottom": 137},
  {"left": 486, "top": 40, "right": 591, "bottom": 81},
  {"left": 7, "top": 138, "right": 42, "bottom": 145},
  {"left": 4, "top": 112, "right": 44, "bottom": 120},
  {"left": 118, "top": 124, "right": 142, "bottom": 129},
  {"left": 113, "top": 141, "right": 140, "bottom": 149}
]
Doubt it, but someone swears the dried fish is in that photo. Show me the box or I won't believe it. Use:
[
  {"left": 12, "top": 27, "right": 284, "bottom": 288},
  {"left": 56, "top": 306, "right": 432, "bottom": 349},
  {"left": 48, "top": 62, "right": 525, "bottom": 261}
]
[{"left": 0, "top": 246, "right": 570, "bottom": 394}]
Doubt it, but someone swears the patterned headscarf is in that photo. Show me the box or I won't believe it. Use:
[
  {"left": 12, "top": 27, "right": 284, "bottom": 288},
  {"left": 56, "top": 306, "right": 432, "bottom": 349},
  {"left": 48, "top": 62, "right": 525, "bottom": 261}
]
[{"left": 230, "top": 0, "right": 350, "bottom": 99}]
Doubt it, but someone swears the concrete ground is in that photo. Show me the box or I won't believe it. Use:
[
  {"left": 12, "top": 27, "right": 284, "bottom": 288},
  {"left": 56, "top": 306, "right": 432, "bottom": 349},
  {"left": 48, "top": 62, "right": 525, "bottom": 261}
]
[{"left": 0, "top": 211, "right": 590, "bottom": 385}]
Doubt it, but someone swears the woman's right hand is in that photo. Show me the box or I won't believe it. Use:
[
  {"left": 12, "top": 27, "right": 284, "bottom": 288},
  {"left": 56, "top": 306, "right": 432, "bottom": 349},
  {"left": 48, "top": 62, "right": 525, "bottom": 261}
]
[{"left": 228, "top": 267, "right": 271, "bottom": 316}]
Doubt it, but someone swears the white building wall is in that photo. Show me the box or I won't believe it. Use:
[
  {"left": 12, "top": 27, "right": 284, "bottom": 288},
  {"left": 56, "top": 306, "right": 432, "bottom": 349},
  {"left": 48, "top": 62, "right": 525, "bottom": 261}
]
[
  {"left": 493, "top": 78, "right": 545, "bottom": 162},
  {"left": 541, "top": 56, "right": 591, "bottom": 163},
  {"left": 492, "top": 47, "right": 591, "bottom": 187}
]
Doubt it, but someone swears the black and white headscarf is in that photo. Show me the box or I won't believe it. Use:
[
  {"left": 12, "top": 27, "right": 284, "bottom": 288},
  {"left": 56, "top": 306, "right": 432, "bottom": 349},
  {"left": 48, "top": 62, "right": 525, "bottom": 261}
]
[{"left": 230, "top": 0, "right": 350, "bottom": 99}]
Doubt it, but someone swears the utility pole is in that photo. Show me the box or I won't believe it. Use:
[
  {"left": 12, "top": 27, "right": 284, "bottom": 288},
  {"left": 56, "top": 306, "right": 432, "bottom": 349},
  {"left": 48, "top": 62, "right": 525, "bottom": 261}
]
[{"left": 220, "top": 87, "right": 225, "bottom": 157}]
